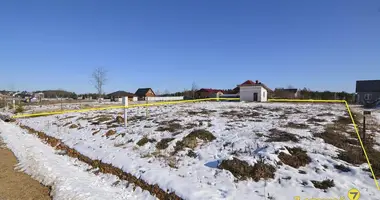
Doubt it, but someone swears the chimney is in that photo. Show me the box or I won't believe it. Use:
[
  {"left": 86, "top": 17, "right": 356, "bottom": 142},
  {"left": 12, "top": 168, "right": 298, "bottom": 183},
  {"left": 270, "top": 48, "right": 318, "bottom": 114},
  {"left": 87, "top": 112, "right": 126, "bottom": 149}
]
[{"left": 255, "top": 80, "right": 259, "bottom": 84}]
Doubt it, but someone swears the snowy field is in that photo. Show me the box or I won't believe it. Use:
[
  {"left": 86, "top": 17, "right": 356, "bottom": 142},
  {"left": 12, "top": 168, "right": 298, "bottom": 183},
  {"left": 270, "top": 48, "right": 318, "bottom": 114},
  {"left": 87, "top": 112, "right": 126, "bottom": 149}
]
[{"left": 4, "top": 102, "right": 380, "bottom": 199}]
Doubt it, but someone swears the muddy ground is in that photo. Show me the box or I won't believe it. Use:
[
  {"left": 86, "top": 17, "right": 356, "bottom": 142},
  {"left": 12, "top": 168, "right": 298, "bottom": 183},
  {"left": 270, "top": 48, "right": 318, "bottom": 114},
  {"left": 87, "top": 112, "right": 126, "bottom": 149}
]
[{"left": 0, "top": 140, "right": 51, "bottom": 200}]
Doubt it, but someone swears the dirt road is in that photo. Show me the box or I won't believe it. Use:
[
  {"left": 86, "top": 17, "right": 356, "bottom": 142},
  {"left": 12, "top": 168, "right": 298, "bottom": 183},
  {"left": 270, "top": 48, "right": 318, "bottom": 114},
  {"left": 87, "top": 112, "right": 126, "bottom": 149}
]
[{"left": 0, "top": 140, "right": 51, "bottom": 200}]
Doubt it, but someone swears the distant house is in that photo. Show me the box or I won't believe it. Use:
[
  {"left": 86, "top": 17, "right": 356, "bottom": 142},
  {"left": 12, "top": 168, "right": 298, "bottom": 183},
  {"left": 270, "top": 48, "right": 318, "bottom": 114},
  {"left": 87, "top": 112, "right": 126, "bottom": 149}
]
[
  {"left": 195, "top": 89, "right": 224, "bottom": 99},
  {"left": 356, "top": 80, "right": 380, "bottom": 105},
  {"left": 239, "top": 80, "right": 271, "bottom": 102},
  {"left": 135, "top": 88, "right": 155, "bottom": 100},
  {"left": 273, "top": 88, "right": 301, "bottom": 99},
  {"left": 107, "top": 91, "right": 137, "bottom": 102}
]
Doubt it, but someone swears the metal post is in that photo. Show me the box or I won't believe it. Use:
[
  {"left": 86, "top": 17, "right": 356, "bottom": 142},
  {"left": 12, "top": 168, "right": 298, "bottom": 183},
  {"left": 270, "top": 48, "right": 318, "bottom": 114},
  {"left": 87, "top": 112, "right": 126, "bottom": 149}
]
[
  {"left": 122, "top": 97, "right": 128, "bottom": 127},
  {"left": 362, "top": 115, "right": 366, "bottom": 145}
]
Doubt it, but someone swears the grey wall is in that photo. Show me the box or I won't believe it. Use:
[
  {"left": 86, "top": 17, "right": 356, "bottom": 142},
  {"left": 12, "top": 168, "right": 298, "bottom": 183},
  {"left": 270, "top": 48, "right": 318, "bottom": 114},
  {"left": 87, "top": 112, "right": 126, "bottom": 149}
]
[{"left": 356, "top": 92, "right": 380, "bottom": 104}]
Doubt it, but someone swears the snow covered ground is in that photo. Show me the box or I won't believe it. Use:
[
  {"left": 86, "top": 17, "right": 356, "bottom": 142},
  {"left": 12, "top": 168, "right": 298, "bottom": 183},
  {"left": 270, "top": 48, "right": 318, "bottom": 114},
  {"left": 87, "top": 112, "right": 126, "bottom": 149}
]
[
  {"left": 0, "top": 121, "right": 155, "bottom": 200},
  {"left": 14, "top": 102, "right": 380, "bottom": 199}
]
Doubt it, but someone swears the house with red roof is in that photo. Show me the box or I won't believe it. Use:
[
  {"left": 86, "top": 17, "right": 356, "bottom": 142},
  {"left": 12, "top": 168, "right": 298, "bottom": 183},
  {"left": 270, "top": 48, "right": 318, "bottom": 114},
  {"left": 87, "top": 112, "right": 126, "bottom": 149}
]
[
  {"left": 238, "top": 80, "right": 271, "bottom": 102},
  {"left": 195, "top": 88, "right": 224, "bottom": 99}
]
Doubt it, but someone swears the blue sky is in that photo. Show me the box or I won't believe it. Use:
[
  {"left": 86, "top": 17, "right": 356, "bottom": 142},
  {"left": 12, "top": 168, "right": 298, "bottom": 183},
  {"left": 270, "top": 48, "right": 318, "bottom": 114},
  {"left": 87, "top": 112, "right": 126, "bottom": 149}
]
[{"left": 1, "top": 0, "right": 379, "bottom": 94}]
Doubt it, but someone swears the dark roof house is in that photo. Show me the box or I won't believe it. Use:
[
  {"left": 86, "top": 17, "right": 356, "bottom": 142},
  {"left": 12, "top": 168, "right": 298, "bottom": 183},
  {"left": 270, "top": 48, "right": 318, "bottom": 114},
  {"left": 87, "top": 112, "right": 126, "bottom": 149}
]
[
  {"left": 356, "top": 80, "right": 380, "bottom": 106},
  {"left": 135, "top": 88, "right": 155, "bottom": 99},
  {"left": 107, "top": 91, "right": 136, "bottom": 98}
]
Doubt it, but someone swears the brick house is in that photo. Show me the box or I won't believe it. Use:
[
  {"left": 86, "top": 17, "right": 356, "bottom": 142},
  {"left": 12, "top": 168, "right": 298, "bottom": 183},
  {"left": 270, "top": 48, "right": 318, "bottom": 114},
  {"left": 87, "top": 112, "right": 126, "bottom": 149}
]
[{"left": 135, "top": 88, "right": 155, "bottom": 100}]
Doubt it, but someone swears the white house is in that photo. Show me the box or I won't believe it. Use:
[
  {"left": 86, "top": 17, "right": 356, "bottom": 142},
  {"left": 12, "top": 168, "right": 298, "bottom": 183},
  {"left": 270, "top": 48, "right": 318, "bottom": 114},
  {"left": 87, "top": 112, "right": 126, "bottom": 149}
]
[{"left": 239, "top": 80, "right": 271, "bottom": 102}]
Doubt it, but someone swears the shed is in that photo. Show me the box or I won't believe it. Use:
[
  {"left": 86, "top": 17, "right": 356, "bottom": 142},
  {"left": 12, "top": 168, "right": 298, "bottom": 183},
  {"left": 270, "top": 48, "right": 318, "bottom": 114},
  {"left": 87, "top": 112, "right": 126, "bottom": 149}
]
[{"left": 239, "top": 80, "right": 271, "bottom": 102}]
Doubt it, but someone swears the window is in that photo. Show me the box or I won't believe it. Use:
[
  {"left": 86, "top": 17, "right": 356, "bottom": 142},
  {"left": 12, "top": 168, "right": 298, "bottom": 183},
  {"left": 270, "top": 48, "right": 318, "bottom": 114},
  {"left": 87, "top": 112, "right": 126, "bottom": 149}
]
[
  {"left": 263, "top": 92, "right": 266, "bottom": 98},
  {"left": 364, "top": 93, "right": 372, "bottom": 100}
]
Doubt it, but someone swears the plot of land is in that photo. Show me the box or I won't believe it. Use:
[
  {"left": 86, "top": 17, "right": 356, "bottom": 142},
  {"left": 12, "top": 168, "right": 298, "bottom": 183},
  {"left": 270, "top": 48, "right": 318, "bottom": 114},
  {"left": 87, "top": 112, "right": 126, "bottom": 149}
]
[{"left": 6, "top": 102, "right": 380, "bottom": 199}]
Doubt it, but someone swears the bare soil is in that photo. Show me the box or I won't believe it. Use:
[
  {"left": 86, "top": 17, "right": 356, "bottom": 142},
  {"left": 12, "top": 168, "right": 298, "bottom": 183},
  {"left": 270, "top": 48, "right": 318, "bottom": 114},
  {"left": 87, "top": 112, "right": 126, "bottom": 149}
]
[{"left": 0, "top": 141, "right": 51, "bottom": 200}]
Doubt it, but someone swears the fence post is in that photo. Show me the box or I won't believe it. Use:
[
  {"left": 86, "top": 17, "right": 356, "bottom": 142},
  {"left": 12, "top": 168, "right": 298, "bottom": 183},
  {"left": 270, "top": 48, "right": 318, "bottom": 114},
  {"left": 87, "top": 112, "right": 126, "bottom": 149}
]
[
  {"left": 13, "top": 99, "right": 16, "bottom": 111},
  {"left": 146, "top": 99, "right": 149, "bottom": 118},
  {"left": 122, "top": 97, "right": 128, "bottom": 127}
]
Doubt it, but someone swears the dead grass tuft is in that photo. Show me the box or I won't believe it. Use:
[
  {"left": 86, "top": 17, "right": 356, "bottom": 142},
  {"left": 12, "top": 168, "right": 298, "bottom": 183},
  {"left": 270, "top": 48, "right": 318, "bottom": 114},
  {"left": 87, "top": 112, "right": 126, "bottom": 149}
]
[
  {"left": 307, "top": 117, "right": 326, "bottom": 123},
  {"left": 137, "top": 136, "right": 149, "bottom": 146},
  {"left": 278, "top": 147, "right": 311, "bottom": 168},
  {"left": 105, "top": 130, "right": 116, "bottom": 137},
  {"left": 284, "top": 122, "right": 309, "bottom": 129},
  {"left": 69, "top": 124, "right": 79, "bottom": 129},
  {"left": 334, "top": 164, "right": 351, "bottom": 172},
  {"left": 172, "top": 129, "right": 216, "bottom": 154},
  {"left": 266, "top": 129, "right": 299, "bottom": 142},
  {"left": 219, "top": 158, "right": 276, "bottom": 181},
  {"left": 156, "top": 138, "right": 175, "bottom": 149},
  {"left": 311, "top": 179, "right": 335, "bottom": 190},
  {"left": 156, "top": 120, "right": 183, "bottom": 133}
]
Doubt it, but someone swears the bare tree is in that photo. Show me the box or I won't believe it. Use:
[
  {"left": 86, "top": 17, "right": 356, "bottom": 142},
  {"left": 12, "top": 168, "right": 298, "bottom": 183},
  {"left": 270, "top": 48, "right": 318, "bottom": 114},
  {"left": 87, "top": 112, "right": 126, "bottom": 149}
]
[
  {"left": 164, "top": 89, "right": 170, "bottom": 96},
  {"left": 91, "top": 67, "right": 107, "bottom": 102},
  {"left": 191, "top": 82, "right": 198, "bottom": 99}
]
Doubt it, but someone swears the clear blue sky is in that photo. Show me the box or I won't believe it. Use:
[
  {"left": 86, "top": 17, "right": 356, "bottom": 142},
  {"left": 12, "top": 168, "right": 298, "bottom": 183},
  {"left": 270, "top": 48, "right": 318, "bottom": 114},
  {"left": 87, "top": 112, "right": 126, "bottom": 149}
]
[{"left": 1, "top": 0, "right": 379, "bottom": 94}]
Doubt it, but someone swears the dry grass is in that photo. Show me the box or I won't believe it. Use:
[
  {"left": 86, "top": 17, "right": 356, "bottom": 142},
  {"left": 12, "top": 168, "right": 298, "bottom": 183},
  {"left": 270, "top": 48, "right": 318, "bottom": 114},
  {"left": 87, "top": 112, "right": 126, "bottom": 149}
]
[
  {"left": 104, "top": 130, "right": 116, "bottom": 137},
  {"left": 334, "top": 164, "right": 351, "bottom": 172},
  {"left": 173, "top": 129, "right": 215, "bottom": 154},
  {"left": 284, "top": 122, "right": 309, "bottom": 129},
  {"left": 68, "top": 124, "right": 79, "bottom": 129},
  {"left": 156, "top": 119, "right": 183, "bottom": 133},
  {"left": 156, "top": 138, "right": 175, "bottom": 149},
  {"left": 311, "top": 179, "right": 335, "bottom": 190},
  {"left": 219, "top": 157, "right": 276, "bottom": 181},
  {"left": 278, "top": 147, "right": 311, "bottom": 168},
  {"left": 266, "top": 128, "right": 299, "bottom": 142}
]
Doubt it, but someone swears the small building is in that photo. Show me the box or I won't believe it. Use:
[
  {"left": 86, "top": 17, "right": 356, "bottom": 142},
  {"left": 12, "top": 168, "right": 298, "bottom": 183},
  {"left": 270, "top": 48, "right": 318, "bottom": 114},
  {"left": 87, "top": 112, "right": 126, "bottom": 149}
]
[
  {"left": 135, "top": 88, "right": 155, "bottom": 100},
  {"left": 273, "top": 88, "right": 301, "bottom": 99},
  {"left": 239, "top": 80, "right": 271, "bottom": 102},
  {"left": 356, "top": 80, "right": 380, "bottom": 105},
  {"left": 107, "top": 91, "right": 137, "bottom": 102},
  {"left": 195, "top": 89, "right": 224, "bottom": 99}
]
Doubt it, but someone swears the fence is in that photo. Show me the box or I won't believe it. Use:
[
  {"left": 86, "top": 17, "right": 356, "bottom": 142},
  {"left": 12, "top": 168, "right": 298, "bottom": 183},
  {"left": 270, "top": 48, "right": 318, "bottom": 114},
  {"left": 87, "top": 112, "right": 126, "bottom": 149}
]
[{"left": 145, "top": 96, "right": 184, "bottom": 101}]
